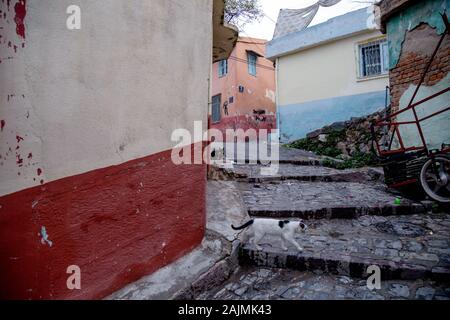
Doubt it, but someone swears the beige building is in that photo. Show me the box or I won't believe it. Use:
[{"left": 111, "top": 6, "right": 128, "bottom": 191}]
[{"left": 267, "top": 6, "right": 390, "bottom": 142}]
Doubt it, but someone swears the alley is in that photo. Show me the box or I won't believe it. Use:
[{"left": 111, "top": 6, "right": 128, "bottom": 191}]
[
  {"left": 1, "top": 0, "right": 448, "bottom": 303},
  {"left": 202, "top": 145, "right": 450, "bottom": 300},
  {"left": 110, "top": 144, "right": 450, "bottom": 300}
]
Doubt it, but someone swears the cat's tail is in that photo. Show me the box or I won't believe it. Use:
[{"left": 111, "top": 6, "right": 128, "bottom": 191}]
[{"left": 231, "top": 220, "right": 254, "bottom": 231}]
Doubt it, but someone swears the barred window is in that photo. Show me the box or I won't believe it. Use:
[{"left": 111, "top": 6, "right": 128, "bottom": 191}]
[{"left": 358, "top": 39, "right": 389, "bottom": 78}]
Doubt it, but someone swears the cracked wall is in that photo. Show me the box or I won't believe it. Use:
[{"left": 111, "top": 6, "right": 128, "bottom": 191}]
[{"left": 385, "top": 0, "right": 450, "bottom": 150}]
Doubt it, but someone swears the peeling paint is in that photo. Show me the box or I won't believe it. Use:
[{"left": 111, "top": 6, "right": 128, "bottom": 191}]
[
  {"left": 39, "top": 226, "right": 53, "bottom": 247},
  {"left": 0, "top": 120, "right": 5, "bottom": 131},
  {"left": 386, "top": 0, "right": 449, "bottom": 68},
  {"left": 14, "top": 0, "right": 26, "bottom": 39},
  {"left": 16, "top": 154, "right": 23, "bottom": 165}
]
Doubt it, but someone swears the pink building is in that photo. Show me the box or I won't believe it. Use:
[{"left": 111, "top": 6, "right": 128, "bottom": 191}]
[{"left": 210, "top": 37, "right": 276, "bottom": 139}]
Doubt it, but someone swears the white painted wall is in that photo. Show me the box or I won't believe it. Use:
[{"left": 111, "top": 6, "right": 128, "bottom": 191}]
[
  {"left": 277, "top": 30, "right": 389, "bottom": 106},
  {"left": 396, "top": 74, "right": 450, "bottom": 151},
  {"left": 0, "top": 0, "right": 212, "bottom": 196}
]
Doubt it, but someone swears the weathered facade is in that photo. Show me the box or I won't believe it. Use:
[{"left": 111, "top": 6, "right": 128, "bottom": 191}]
[
  {"left": 0, "top": 0, "right": 237, "bottom": 299},
  {"left": 267, "top": 6, "right": 389, "bottom": 143},
  {"left": 210, "top": 37, "right": 276, "bottom": 139},
  {"left": 379, "top": 0, "right": 449, "bottom": 151}
]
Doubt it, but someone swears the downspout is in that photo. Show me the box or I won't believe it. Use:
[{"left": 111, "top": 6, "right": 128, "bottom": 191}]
[{"left": 275, "top": 57, "right": 281, "bottom": 143}]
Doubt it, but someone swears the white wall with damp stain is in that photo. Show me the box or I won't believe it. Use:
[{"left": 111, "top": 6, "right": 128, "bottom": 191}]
[
  {"left": 276, "top": 30, "right": 389, "bottom": 107},
  {"left": 0, "top": 0, "right": 213, "bottom": 196}
]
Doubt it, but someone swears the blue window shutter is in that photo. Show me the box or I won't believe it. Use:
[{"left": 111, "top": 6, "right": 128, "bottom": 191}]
[{"left": 247, "top": 53, "right": 257, "bottom": 76}]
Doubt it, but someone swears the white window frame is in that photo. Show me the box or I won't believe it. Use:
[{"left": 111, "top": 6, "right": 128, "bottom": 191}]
[
  {"left": 357, "top": 38, "right": 389, "bottom": 79},
  {"left": 218, "top": 59, "right": 228, "bottom": 78},
  {"left": 247, "top": 52, "right": 257, "bottom": 76}
]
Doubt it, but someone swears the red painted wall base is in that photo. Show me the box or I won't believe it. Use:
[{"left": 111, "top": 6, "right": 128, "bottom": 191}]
[{"left": 0, "top": 145, "right": 206, "bottom": 300}]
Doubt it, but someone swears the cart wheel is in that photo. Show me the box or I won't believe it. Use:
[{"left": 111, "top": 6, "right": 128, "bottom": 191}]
[{"left": 420, "top": 155, "right": 450, "bottom": 203}]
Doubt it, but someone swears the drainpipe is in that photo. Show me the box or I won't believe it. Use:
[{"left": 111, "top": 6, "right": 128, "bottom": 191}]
[{"left": 275, "top": 57, "right": 281, "bottom": 143}]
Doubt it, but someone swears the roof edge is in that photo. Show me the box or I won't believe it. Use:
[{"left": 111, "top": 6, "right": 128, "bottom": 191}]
[
  {"left": 266, "top": 6, "right": 377, "bottom": 60},
  {"left": 378, "top": 0, "right": 422, "bottom": 33},
  {"left": 212, "top": 0, "right": 239, "bottom": 63}
]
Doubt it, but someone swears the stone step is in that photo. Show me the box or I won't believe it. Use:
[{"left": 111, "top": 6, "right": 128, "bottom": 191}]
[
  {"left": 238, "top": 181, "right": 425, "bottom": 219},
  {"left": 238, "top": 214, "right": 450, "bottom": 282},
  {"left": 223, "top": 158, "right": 324, "bottom": 166},
  {"left": 209, "top": 163, "right": 379, "bottom": 183},
  {"left": 217, "top": 144, "right": 326, "bottom": 165}
]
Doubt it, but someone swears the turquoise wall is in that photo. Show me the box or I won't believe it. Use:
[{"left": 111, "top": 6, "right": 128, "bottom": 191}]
[
  {"left": 278, "top": 91, "right": 386, "bottom": 143},
  {"left": 385, "top": 0, "right": 450, "bottom": 150},
  {"left": 386, "top": 0, "right": 450, "bottom": 69}
]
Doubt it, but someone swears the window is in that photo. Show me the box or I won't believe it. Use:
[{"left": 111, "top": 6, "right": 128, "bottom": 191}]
[
  {"left": 212, "top": 94, "right": 221, "bottom": 123},
  {"left": 358, "top": 39, "right": 389, "bottom": 78},
  {"left": 218, "top": 59, "right": 228, "bottom": 77},
  {"left": 247, "top": 52, "right": 257, "bottom": 76}
]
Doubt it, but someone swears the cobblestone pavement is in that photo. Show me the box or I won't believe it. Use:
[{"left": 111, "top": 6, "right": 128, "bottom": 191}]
[
  {"left": 197, "top": 267, "right": 450, "bottom": 300},
  {"left": 239, "top": 181, "right": 424, "bottom": 218},
  {"left": 239, "top": 214, "right": 450, "bottom": 281}
]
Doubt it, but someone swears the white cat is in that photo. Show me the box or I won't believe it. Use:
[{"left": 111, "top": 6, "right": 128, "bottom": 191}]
[{"left": 232, "top": 218, "right": 307, "bottom": 251}]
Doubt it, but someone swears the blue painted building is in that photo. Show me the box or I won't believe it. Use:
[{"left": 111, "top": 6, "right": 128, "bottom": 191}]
[{"left": 267, "top": 6, "right": 390, "bottom": 143}]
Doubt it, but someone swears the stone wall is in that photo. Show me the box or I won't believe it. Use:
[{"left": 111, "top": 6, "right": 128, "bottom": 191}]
[{"left": 302, "top": 108, "right": 387, "bottom": 160}]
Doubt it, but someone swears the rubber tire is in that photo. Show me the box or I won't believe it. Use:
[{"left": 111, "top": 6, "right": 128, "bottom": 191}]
[{"left": 420, "top": 155, "right": 450, "bottom": 203}]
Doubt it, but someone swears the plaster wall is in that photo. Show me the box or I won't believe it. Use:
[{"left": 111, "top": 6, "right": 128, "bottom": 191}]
[
  {"left": 277, "top": 30, "right": 388, "bottom": 107},
  {"left": 0, "top": 0, "right": 212, "bottom": 196},
  {"left": 211, "top": 38, "right": 276, "bottom": 137}
]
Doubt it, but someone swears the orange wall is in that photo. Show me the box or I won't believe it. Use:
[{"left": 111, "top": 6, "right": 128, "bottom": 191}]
[{"left": 211, "top": 38, "right": 276, "bottom": 121}]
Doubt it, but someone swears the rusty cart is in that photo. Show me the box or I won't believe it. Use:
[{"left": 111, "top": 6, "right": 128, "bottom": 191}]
[{"left": 371, "top": 14, "right": 450, "bottom": 203}]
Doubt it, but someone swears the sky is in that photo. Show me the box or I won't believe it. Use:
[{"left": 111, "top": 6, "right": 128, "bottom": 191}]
[{"left": 242, "top": 0, "right": 375, "bottom": 40}]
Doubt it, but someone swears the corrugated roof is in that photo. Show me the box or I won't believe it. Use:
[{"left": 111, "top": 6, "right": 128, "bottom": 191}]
[{"left": 272, "top": 0, "right": 342, "bottom": 40}]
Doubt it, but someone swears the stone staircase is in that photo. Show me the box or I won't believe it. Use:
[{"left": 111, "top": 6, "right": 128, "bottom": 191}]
[
  {"left": 210, "top": 147, "right": 450, "bottom": 284},
  {"left": 239, "top": 214, "right": 450, "bottom": 282},
  {"left": 239, "top": 180, "right": 425, "bottom": 219}
]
